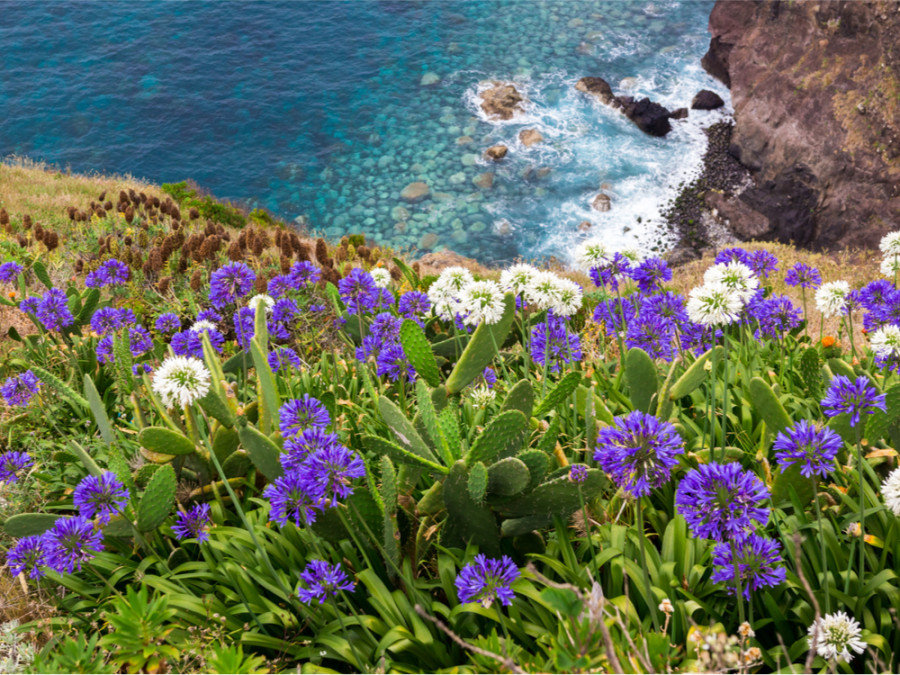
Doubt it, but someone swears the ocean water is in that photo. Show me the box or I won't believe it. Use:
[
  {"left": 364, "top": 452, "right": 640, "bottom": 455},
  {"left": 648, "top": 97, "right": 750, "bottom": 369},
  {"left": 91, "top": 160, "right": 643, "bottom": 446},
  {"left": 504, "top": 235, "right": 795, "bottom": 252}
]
[{"left": 0, "top": 0, "right": 730, "bottom": 265}]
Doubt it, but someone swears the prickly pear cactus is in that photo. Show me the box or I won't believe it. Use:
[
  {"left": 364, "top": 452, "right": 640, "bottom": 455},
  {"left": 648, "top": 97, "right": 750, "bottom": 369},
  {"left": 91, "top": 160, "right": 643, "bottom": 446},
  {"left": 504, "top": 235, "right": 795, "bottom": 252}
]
[
  {"left": 442, "top": 460, "right": 501, "bottom": 557},
  {"left": 748, "top": 377, "right": 791, "bottom": 434},
  {"left": 486, "top": 457, "right": 530, "bottom": 496},
  {"left": 465, "top": 410, "right": 528, "bottom": 466},
  {"left": 139, "top": 427, "right": 196, "bottom": 457},
  {"left": 445, "top": 294, "right": 516, "bottom": 395},
  {"left": 378, "top": 397, "right": 438, "bottom": 463},
  {"left": 361, "top": 435, "right": 448, "bottom": 474},
  {"left": 500, "top": 379, "right": 534, "bottom": 419},
  {"left": 400, "top": 319, "right": 442, "bottom": 387},
  {"left": 495, "top": 469, "right": 607, "bottom": 519},
  {"left": 237, "top": 422, "right": 284, "bottom": 481},
  {"left": 3, "top": 513, "right": 60, "bottom": 537},
  {"left": 625, "top": 347, "right": 658, "bottom": 413},
  {"left": 517, "top": 449, "right": 549, "bottom": 490},
  {"left": 136, "top": 464, "right": 177, "bottom": 532},
  {"left": 134, "top": 463, "right": 162, "bottom": 488},
  {"left": 798, "top": 347, "right": 822, "bottom": 399},
  {"left": 467, "top": 462, "right": 488, "bottom": 502},
  {"left": 534, "top": 371, "right": 582, "bottom": 418},
  {"left": 669, "top": 346, "right": 722, "bottom": 400}
]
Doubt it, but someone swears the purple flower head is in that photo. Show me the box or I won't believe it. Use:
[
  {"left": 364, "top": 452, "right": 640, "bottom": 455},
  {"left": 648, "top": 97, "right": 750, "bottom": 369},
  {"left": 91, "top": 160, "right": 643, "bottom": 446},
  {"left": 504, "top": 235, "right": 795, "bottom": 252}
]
[
  {"left": 35, "top": 288, "right": 75, "bottom": 331},
  {"left": 43, "top": 516, "right": 103, "bottom": 574},
  {"left": 593, "top": 297, "right": 636, "bottom": 337},
  {"left": 594, "top": 411, "right": 683, "bottom": 497},
  {"left": 282, "top": 428, "right": 341, "bottom": 471},
  {"left": 1, "top": 371, "right": 40, "bottom": 407},
  {"left": 268, "top": 347, "right": 303, "bottom": 373},
  {"left": 714, "top": 247, "right": 752, "bottom": 267},
  {"left": 711, "top": 534, "right": 786, "bottom": 600},
  {"left": 297, "top": 560, "right": 355, "bottom": 604},
  {"left": 589, "top": 252, "right": 633, "bottom": 291},
  {"left": 856, "top": 280, "right": 894, "bottom": 311},
  {"left": 0, "top": 451, "right": 33, "bottom": 483},
  {"left": 355, "top": 333, "right": 382, "bottom": 361},
  {"left": 821, "top": 375, "right": 886, "bottom": 428},
  {"left": 171, "top": 330, "right": 205, "bottom": 359},
  {"left": 172, "top": 504, "right": 212, "bottom": 543},
  {"left": 370, "top": 287, "right": 395, "bottom": 312},
  {"left": 209, "top": 262, "right": 256, "bottom": 308},
  {"left": 96, "top": 335, "right": 114, "bottom": 364},
  {"left": 530, "top": 314, "right": 582, "bottom": 372},
  {"left": 279, "top": 395, "right": 331, "bottom": 437},
  {"left": 370, "top": 312, "right": 402, "bottom": 342},
  {"left": 263, "top": 472, "right": 322, "bottom": 527},
  {"left": 785, "top": 263, "right": 822, "bottom": 289},
  {"left": 91, "top": 307, "right": 128, "bottom": 335},
  {"left": 6, "top": 535, "right": 48, "bottom": 579},
  {"left": 268, "top": 274, "right": 300, "bottom": 299},
  {"left": 866, "top": 291, "right": 900, "bottom": 331},
  {"left": 675, "top": 462, "right": 770, "bottom": 542},
  {"left": 338, "top": 268, "right": 378, "bottom": 315},
  {"left": 399, "top": 291, "right": 431, "bottom": 323},
  {"left": 455, "top": 554, "right": 519, "bottom": 608},
  {"left": 289, "top": 261, "right": 321, "bottom": 288},
  {"left": 632, "top": 257, "right": 672, "bottom": 294},
  {"left": 376, "top": 341, "right": 416, "bottom": 382},
  {"left": 0, "top": 261, "right": 23, "bottom": 283},
  {"left": 747, "top": 250, "right": 779, "bottom": 279},
  {"left": 128, "top": 326, "right": 153, "bottom": 357},
  {"left": 19, "top": 297, "right": 39, "bottom": 314},
  {"left": 569, "top": 464, "right": 589, "bottom": 484},
  {"left": 310, "top": 303, "right": 326, "bottom": 313},
  {"left": 755, "top": 295, "right": 803, "bottom": 339},
  {"left": 481, "top": 367, "right": 497, "bottom": 389},
  {"left": 196, "top": 309, "right": 222, "bottom": 324},
  {"left": 272, "top": 298, "right": 300, "bottom": 325},
  {"left": 642, "top": 291, "right": 689, "bottom": 327},
  {"left": 233, "top": 307, "right": 255, "bottom": 351},
  {"left": 773, "top": 420, "right": 842, "bottom": 479},
  {"left": 301, "top": 444, "right": 366, "bottom": 507},
  {"left": 626, "top": 312, "right": 676, "bottom": 361},
  {"left": 86, "top": 259, "right": 130, "bottom": 288},
  {"left": 73, "top": 472, "right": 129, "bottom": 525}
]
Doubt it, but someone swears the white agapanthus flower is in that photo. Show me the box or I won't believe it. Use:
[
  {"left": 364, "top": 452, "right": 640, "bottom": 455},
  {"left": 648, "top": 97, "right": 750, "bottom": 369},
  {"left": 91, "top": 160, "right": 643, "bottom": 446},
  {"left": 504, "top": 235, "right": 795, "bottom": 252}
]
[
  {"left": 703, "top": 261, "right": 759, "bottom": 304},
  {"left": 882, "top": 467, "right": 900, "bottom": 517},
  {"left": 686, "top": 282, "right": 743, "bottom": 326},
  {"left": 469, "top": 384, "right": 496, "bottom": 408},
  {"left": 459, "top": 280, "right": 505, "bottom": 326},
  {"left": 620, "top": 247, "right": 643, "bottom": 264},
  {"left": 878, "top": 231, "right": 900, "bottom": 257},
  {"left": 551, "top": 277, "right": 583, "bottom": 317},
  {"left": 190, "top": 320, "right": 217, "bottom": 334},
  {"left": 248, "top": 294, "right": 275, "bottom": 313},
  {"left": 499, "top": 263, "right": 538, "bottom": 297},
  {"left": 152, "top": 356, "right": 211, "bottom": 408},
  {"left": 370, "top": 267, "right": 391, "bottom": 288},
  {"left": 815, "top": 281, "right": 851, "bottom": 318},
  {"left": 435, "top": 266, "right": 474, "bottom": 295},
  {"left": 428, "top": 267, "right": 474, "bottom": 321},
  {"left": 526, "top": 271, "right": 563, "bottom": 311},
  {"left": 880, "top": 255, "right": 900, "bottom": 278},
  {"left": 869, "top": 324, "right": 900, "bottom": 359},
  {"left": 807, "top": 611, "right": 866, "bottom": 663},
  {"left": 573, "top": 238, "right": 610, "bottom": 272}
]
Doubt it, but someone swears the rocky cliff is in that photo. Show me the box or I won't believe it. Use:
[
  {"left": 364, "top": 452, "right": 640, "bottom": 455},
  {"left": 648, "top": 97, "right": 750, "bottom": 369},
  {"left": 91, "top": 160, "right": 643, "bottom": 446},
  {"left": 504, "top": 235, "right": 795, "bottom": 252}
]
[{"left": 701, "top": 0, "right": 899, "bottom": 249}]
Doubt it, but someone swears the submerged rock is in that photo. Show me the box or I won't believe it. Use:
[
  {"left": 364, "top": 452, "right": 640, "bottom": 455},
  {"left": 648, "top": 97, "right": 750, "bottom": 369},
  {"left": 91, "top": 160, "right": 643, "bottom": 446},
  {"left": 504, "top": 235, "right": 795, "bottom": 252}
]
[
  {"left": 472, "top": 172, "right": 495, "bottom": 189},
  {"left": 519, "top": 128, "right": 544, "bottom": 147},
  {"left": 420, "top": 72, "right": 440, "bottom": 86},
  {"left": 484, "top": 144, "right": 508, "bottom": 161},
  {"left": 418, "top": 232, "right": 439, "bottom": 250},
  {"left": 592, "top": 193, "right": 612, "bottom": 211},
  {"left": 400, "top": 182, "right": 430, "bottom": 203},
  {"left": 691, "top": 89, "right": 725, "bottom": 110},
  {"left": 479, "top": 82, "right": 525, "bottom": 120}
]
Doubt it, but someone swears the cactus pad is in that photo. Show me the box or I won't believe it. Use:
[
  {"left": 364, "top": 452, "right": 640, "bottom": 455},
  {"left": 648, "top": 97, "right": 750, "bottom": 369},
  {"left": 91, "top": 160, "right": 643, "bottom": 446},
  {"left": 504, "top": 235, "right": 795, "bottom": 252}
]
[
  {"left": 400, "top": 320, "right": 442, "bottom": 387},
  {"left": 534, "top": 371, "right": 582, "bottom": 418},
  {"left": 139, "top": 427, "right": 197, "bottom": 457},
  {"left": 495, "top": 469, "right": 607, "bottom": 518},
  {"left": 467, "top": 462, "right": 488, "bottom": 502},
  {"left": 748, "top": 377, "right": 791, "bottom": 434},
  {"left": 465, "top": 410, "right": 528, "bottom": 466},
  {"left": 441, "top": 460, "right": 501, "bottom": 556},
  {"left": 487, "top": 457, "right": 531, "bottom": 496},
  {"left": 501, "top": 379, "right": 534, "bottom": 419},
  {"left": 445, "top": 294, "right": 516, "bottom": 395},
  {"left": 625, "top": 347, "right": 658, "bottom": 413},
  {"left": 136, "top": 464, "right": 177, "bottom": 532},
  {"left": 238, "top": 424, "right": 284, "bottom": 481},
  {"left": 377, "top": 396, "right": 438, "bottom": 463}
]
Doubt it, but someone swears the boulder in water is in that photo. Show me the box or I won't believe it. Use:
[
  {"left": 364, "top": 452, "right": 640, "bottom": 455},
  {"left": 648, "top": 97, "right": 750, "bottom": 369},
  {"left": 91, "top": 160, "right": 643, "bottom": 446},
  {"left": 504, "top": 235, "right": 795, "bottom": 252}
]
[
  {"left": 592, "top": 193, "right": 612, "bottom": 212},
  {"left": 472, "top": 172, "right": 495, "bottom": 189},
  {"left": 575, "top": 76, "right": 616, "bottom": 105},
  {"left": 519, "top": 128, "right": 544, "bottom": 147},
  {"left": 420, "top": 72, "right": 440, "bottom": 86},
  {"left": 400, "top": 182, "right": 430, "bottom": 203},
  {"left": 480, "top": 82, "right": 525, "bottom": 120},
  {"left": 691, "top": 90, "right": 725, "bottom": 110},
  {"left": 484, "top": 144, "right": 508, "bottom": 161},
  {"left": 576, "top": 76, "right": 676, "bottom": 137},
  {"left": 418, "top": 232, "right": 439, "bottom": 250}
]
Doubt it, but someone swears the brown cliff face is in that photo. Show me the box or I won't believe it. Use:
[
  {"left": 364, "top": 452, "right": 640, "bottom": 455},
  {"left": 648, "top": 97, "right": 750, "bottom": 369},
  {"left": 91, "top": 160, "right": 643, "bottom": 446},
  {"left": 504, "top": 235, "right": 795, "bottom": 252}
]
[{"left": 702, "top": 0, "right": 899, "bottom": 249}]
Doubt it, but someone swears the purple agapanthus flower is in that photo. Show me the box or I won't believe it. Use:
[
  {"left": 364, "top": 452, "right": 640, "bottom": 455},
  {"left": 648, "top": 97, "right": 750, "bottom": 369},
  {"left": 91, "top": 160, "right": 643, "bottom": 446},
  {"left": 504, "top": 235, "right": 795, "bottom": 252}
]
[
  {"left": 263, "top": 472, "right": 322, "bottom": 527},
  {"left": 594, "top": 411, "right": 684, "bottom": 497},
  {"left": 632, "top": 257, "right": 672, "bottom": 294},
  {"left": 0, "top": 451, "right": 32, "bottom": 483},
  {"left": 642, "top": 291, "right": 690, "bottom": 327},
  {"left": 821, "top": 375, "right": 886, "bottom": 428},
  {"left": 268, "top": 347, "right": 303, "bottom": 373},
  {"left": 370, "top": 313, "right": 403, "bottom": 342},
  {"left": 85, "top": 259, "right": 130, "bottom": 288},
  {"left": 18, "top": 297, "right": 39, "bottom": 314},
  {"left": 714, "top": 247, "right": 752, "bottom": 266},
  {"left": 96, "top": 335, "right": 114, "bottom": 364},
  {"left": 297, "top": 560, "right": 356, "bottom": 604},
  {"left": 209, "top": 262, "right": 256, "bottom": 308},
  {"left": 267, "top": 274, "right": 299, "bottom": 299},
  {"left": 626, "top": 312, "right": 676, "bottom": 361},
  {"left": 172, "top": 504, "right": 212, "bottom": 543},
  {"left": 569, "top": 464, "right": 589, "bottom": 484},
  {"left": 289, "top": 261, "right": 321, "bottom": 288},
  {"left": 711, "top": 534, "right": 786, "bottom": 599},
  {"left": 530, "top": 313, "right": 582, "bottom": 372},
  {"left": 675, "top": 462, "right": 770, "bottom": 542},
  {"left": 399, "top": 291, "right": 431, "bottom": 324},
  {"left": 301, "top": 444, "right": 366, "bottom": 508},
  {"left": 43, "top": 516, "right": 104, "bottom": 574},
  {"left": 747, "top": 250, "right": 779, "bottom": 279},
  {"left": 755, "top": 295, "right": 803, "bottom": 339},
  {"left": 481, "top": 367, "right": 497, "bottom": 389},
  {"left": 376, "top": 342, "right": 416, "bottom": 382},
  {"left": 1, "top": 371, "right": 40, "bottom": 407},
  {"left": 233, "top": 307, "right": 255, "bottom": 350},
  {"left": 0, "top": 261, "right": 23, "bottom": 283},
  {"left": 784, "top": 263, "right": 822, "bottom": 289},
  {"left": 171, "top": 329, "right": 222, "bottom": 359},
  {"left": 282, "top": 428, "right": 342, "bottom": 471},
  {"left": 272, "top": 298, "right": 300, "bottom": 325},
  {"left": 773, "top": 420, "right": 842, "bottom": 479},
  {"left": 128, "top": 326, "right": 154, "bottom": 357},
  {"left": 196, "top": 309, "right": 222, "bottom": 324},
  {"left": 91, "top": 307, "right": 128, "bottom": 335},
  {"left": 279, "top": 396, "right": 331, "bottom": 437},
  {"left": 35, "top": 288, "right": 75, "bottom": 331},
  {"left": 592, "top": 297, "right": 636, "bottom": 337},
  {"left": 856, "top": 280, "right": 894, "bottom": 311},
  {"left": 338, "top": 268, "right": 378, "bottom": 315},
  {"left": 6, "top": 535, "right": 48, "bottom": 579},
  {"left": 73, "top": 472, "right": 129, "bottom": 525},
  {"left": 589, "top": 252, "right": 633, "bottom": 291},
  {"left": 455, "top": 554, "right": 520, "bottom": 608}
]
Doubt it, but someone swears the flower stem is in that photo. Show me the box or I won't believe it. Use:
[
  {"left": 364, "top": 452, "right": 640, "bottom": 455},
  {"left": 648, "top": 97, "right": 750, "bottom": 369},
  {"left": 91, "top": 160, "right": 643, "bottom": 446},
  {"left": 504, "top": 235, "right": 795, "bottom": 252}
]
[
  {"left": 578, "top": 485, "right": 597, "bottom": 577},
  {"left": 722, "top": 325, "right": 730, "bottom": 458},
  {"left": 635, "top": 499, "right": 660, "bottom": 632},
  {"left": 729, "top": 540, "right": 745, "bottom": 626},
  {"left": 813, "top": 479, "right": 831, "bottom": 615},
  {"left": 855, "top": 426, "right": 866, "bottom": 613}
]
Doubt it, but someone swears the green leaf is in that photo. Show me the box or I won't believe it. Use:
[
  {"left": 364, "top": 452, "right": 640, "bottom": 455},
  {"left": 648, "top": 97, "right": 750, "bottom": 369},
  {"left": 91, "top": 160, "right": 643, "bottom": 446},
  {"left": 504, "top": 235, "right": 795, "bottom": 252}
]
[
  {"left": 442, "top": 460, "right": 501, "bottom": 556},
  {"left": 466, "top": 410, "right": 528, "bottom": 466},
  {"left": 68, "top": 440, "right": 103, "bottom": 477},
  {"left": 625, "top": 347, "right": 658, "bottom": 413},
  {"left": 139, "top": 427, "right": 196, "bottom": 456},
  {"left": 4, "top": 513, "right": 60, "bottom": 537},
  {"left": 83, "top": 374, "right": 115, "bottom": 444},
  {"left": 237, "top": 423, "right": 284, "bottom": 481},
  {"left": 198, "top": 389, "right": 236, "bottom": 427},
  {"left": 540, "top": 587, "right": 583, "bottom": 617},
  {"left": 534, "top": 371, "right": 582, "bottom": 418},
  {"left": 31, "top": 260, "right": 53, "bottom": 289},
  {"left": 416, "top": 380, "right": 448, "bottom": 462},
  {"left": 496, "top": 470, "right": 607, "bottom": 518},
  {"left": 446, "top": 294, "right": 516, "bottom": 395},
  {"left": 669, "top": 347, "right": 722, "bottom": 400},
  {"left": 136, "top": 465, "right": 176, "bottom": 532},
  {"left": 250, "top": 337, "right": 280, "bottom": 435},
  {"left": 771, "top": 463, "right": 815, "bottom": 506},
  {"left": 75, "top": 288, "right": 101, "bottom": 324},
  {"left": 400, "top": 320, "right": 441, "bottom": 387}
]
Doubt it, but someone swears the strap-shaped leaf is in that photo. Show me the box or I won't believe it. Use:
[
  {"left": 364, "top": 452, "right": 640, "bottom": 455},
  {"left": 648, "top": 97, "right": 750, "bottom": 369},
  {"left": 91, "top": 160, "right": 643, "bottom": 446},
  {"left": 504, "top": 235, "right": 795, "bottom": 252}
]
[
  {"left": 84, "top": 374, "right": 115, "bottom": 444},
  {"left": 362, "top": 435, "right": 448, "bottom": 474},
  {"left": 250, "top": 336, "right": 280, "bottom": 436}
]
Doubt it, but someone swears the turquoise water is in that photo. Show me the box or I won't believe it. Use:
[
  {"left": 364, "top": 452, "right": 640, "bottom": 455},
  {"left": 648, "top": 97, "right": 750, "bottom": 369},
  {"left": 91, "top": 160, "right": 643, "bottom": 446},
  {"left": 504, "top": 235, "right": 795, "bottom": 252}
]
[{"left": 0, "top": 0, "right": 729, "bottom": 264}]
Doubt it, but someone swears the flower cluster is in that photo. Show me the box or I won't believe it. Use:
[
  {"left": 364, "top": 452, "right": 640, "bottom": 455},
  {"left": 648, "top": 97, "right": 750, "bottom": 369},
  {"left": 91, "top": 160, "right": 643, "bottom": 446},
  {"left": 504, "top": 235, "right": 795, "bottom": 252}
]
[
  {"left": 209, "top": 262, "right": 256, "bottom": 308},
  {"left": 455, "top": 554, "right": 519, "bottom": 608},
  {"left": 710, "top": 533, "right": 786, "bottom": 599},
  {"left": 296, "top": 559, "right": 356, "bottom": 604},
  {"left": 0, "top": 451, "right": 32, "bottom": 484},
  {"left": 151, "top": 356, "right": 211, "bottom": 408},
  {"left": 530, "top": 312, "right": 582, "bottom": 372},
  {"left": 807, "top": 611, "right": 866, "bottom": 663},
  {"left": 25, "top": 288, "right": 75, "bottom": 331},
  {"left": 73, "top": 472, "right": 129, "bottom": 525},
  {"left": 172, "top": 504, "right": 213, "bottom": 543},
  {"left": 85, "top": 259, "right": 130, "bottom": 288},
  {"left": 7, "top": 514, "right": 105, "bottom": 579},
  {"left": 0, "top": 261, "right": 23, "bottom": 284},
  {"left": 1, "top": 371, "right": 40, "bottom": 407},
  {"left": 773, "top": 420, "right": 841, "bottom": 478},
  {"left": 821, "top": 375, "right": 885, "bottom": 428}
]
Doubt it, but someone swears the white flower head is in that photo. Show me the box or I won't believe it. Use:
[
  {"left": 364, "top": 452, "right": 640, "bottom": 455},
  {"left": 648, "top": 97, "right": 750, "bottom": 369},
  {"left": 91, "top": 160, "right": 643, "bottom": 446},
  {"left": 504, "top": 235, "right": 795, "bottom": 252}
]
[
  {"left": 370, "top": 267, "right": 391, "bottom": 289},
  {"left": 686, "top": 282, "right": 743, "bottom": 326},
  {"left": 499, "top": 263, "right": 538, "bottom": 297},
  {"left": 879, "top": 231, "right": 900, "bottom": 257},
  {"left": 880, "top": 255, "right": 900, "bottom": 278},
  {"left": 815, "top": 281, "right": 851, "bottom": 318},
  {"left": 703, "top": 261, "right": 759, "bottom": 305},
  {"left": 551, "top": 277, "right": 583, "bottom": 318},
  {"left": 807, "top": 611, "right": 866, "bottom": 663},
  {"left": 190, "top": 320, "right": 217, "bottom": 334},
  {"left": 620, "top": 247, "right": 643, "bottom": 264},
  {"left": 469, "top": 384, "right": 496, "bottom": 409},
  {"left": 882, "top": 466, "right": 900, "bottom": 516},
  {"left": 435, "top": 266, "right": 474, "bottom": 295},
  {"left": 248, "top": 294, "right": 275, "bottom": 313},
  {"left": 869, "top": 325, "right": 900, "bottom": 359},
  {"left": 152, "top": 356, "right": 211, "bottom": 408},
  {"left": 526, "top": 271, "right": 563, "bottom": 311},
  {"left": 573, "top": 238, "right": 610, "bottom": 273},
  {"left": 428, "top": 267, "right": 474, "bottom": 321},
  {"left": 459, "top": 280, "right": 505, "bottom": 326},
  {"left": 738, "top": 621, "right": 755, "bottom": 639}
]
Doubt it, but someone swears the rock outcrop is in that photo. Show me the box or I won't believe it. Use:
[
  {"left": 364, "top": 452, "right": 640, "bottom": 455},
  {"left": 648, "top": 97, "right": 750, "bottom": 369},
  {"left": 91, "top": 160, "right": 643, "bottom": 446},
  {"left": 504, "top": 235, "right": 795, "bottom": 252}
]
[
  {"left": 575, "top": 76, "right": 677, "bottom": 137},
  {"left": 484, "top": 145, "right": 508, "bottom": 161},
  {"left": 701, "top": 0, "right": 900, "bottom": 249},
  {"left": 519, "top": 129, "right": 544, "bottom": 147},
  {"left": 480, "top": 82, "right": 525, "bottom": 120},
  {"left": 691, "top": 90, "right": 724, "bottom": 110}
]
